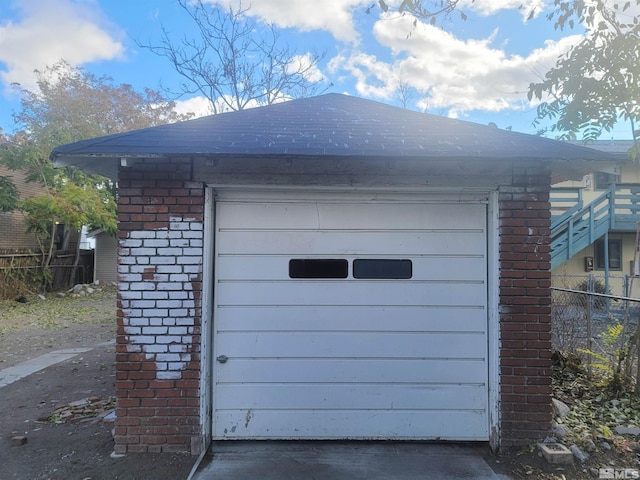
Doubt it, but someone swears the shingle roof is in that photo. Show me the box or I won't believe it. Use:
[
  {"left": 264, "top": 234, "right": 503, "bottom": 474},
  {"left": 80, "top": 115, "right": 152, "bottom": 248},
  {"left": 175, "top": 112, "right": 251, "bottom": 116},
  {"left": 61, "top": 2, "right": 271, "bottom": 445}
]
[
  {"left": 51, "top": 93, "right": 616, "bottom": 178},
  {"left": 571, "top": 139, "right": 634, "bottom": 157}
]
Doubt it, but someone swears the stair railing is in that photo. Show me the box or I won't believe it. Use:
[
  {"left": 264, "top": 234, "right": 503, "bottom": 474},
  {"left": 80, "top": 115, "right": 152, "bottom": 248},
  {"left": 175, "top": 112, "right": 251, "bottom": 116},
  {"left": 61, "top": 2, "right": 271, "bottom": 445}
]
[{"left": 550, "top": 185, "right": 616, "bottom": 268}]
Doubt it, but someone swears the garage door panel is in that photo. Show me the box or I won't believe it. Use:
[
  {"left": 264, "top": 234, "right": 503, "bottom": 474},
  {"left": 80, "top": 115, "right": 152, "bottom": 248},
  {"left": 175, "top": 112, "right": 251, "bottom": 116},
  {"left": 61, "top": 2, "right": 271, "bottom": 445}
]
[
  {"left": 214, "top": 410, "right": 489, "bottom": 440},
  {"left": 216, "top": 331, "right": 486, "bottom": 359},
  {"left": 216, "top": 306, "right": 486, "bottom": 332},
  {"left": 216, "top": 256, "right": 487, "bottom": 281},
  {"left": 218, "top": 202, "right": 486, "bottom": 230},
  {"left": 213, "top": 195, "right": 490, "bottom": 441},
  {"left": 217, "top": 281, "right": 486, "bottom": 307},
  {"left": 216, "top": 359, "right": 487, "bottom": 384},
  {"left": 215, "top": 384, "right": 487, "bottom": 411},
  {"left": 217, "top": 231, "right": 485, "bottom": 256}
]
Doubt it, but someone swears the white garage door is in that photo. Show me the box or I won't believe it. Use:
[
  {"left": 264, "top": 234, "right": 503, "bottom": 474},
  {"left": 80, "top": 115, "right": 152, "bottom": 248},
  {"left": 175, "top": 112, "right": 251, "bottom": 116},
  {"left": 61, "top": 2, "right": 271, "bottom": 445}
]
[{"left": 212, "top": 192, "right": 489, "bottom": 440}]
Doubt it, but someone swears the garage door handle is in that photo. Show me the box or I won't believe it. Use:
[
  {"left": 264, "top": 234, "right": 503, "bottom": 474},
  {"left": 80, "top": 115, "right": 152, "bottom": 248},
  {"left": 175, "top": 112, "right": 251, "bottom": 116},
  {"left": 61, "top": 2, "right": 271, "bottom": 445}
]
[{"left": 216, "top": 355, "right": 228, "bottom": 364}]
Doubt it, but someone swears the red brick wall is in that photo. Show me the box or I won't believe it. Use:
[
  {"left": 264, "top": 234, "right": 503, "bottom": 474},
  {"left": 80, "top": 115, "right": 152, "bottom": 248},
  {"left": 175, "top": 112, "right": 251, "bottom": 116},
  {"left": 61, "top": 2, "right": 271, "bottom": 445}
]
[
  {"left": 113, "top": 158, "right": 554, "bottom": 452},
  {"left": 498, "top": 165, "right": 553, "bottom": 449},
  {"left": 114, "top": 158, "right": 204, "bottom": 454}
]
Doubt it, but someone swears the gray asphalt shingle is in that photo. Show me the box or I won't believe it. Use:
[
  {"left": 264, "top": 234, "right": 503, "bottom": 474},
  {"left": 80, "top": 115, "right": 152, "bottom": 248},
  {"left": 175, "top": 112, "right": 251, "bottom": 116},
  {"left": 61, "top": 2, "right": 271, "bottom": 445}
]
[{"left": 51, "top": 93, "right": 617, "bottom": 177}]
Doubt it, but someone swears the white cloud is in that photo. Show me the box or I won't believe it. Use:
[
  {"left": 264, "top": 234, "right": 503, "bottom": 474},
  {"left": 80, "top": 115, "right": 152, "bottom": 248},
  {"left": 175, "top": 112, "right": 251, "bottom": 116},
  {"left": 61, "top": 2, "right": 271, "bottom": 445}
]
[
  {"left": 463, "top": 0, "right": 640, "bottom": 27},
  {"left": 459, "top": 0, "right": 546, "bottom": 20},
  {"left": 329, "top": 52, "right": 397, "bottom": 99},
  {"left": 174, "top": 96, "right": 214, "bottom": 118},
  {"left": 0, "top": 0, "right": 124, "bottom": 91},
  {"left": 202, "top": 0, "right": 370, "bottom": 42},
  {"left": 176, "top": 94, "right": 270, "bottom": 116},
  {"left": 288, "top": 53, "right": 327, "bottom": 83},
  {"left": 467, "top": 0, "right": 640, "bottom": 30},
  {"left": 376, "top": 0, "right": 546, "bottom": 21},
  {"left": 330, "top": 13, "right": 583, "bottom": 118}
]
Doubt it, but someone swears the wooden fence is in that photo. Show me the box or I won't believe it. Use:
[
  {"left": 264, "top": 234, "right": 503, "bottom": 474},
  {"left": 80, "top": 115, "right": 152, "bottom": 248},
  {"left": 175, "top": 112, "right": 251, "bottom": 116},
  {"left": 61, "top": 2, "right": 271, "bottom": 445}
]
[{"left": 0, "top": 249, "right": 94, "bottom": 299}]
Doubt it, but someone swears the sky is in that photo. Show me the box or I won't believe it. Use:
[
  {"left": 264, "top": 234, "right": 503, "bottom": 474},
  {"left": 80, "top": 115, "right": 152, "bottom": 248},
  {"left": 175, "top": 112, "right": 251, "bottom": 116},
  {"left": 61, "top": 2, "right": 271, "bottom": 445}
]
[{"left": 0, "top": 0, "right": 634, "bottom": 139}]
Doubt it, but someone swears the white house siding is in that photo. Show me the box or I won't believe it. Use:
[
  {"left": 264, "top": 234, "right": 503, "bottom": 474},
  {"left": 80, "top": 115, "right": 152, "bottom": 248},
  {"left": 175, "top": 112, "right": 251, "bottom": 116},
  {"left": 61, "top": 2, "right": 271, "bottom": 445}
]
[{"left": 211, "top": 191, "right": 490, "bottom": 440}]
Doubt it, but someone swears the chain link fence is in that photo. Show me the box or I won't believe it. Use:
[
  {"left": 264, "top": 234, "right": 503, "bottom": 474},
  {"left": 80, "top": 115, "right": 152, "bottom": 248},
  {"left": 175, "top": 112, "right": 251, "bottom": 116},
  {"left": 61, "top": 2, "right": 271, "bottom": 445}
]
[
  {"left": 552, "top": 274, "right": 640, "bottom": 351},
  {"left": 552, "top": 274, "right": 640, "bottom": 380}
]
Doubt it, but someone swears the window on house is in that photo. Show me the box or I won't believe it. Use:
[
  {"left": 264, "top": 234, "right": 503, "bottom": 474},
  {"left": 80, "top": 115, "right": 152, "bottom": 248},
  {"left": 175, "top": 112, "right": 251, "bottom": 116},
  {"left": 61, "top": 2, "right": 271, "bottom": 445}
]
[
  {"left": 593, "top": 172, "right": 620, "bottom": 190},
  {"left": 594, "top": 238, "right": 622, "bottom": 270}
]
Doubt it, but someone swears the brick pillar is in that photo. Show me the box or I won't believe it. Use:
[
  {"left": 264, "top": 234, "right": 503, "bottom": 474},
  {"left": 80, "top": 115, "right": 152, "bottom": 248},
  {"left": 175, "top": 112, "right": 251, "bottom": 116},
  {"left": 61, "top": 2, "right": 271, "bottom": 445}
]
[
  {"left": 114, "top": 158, "right": 204, "bottom": 454},
  {"left": 499, "top": 165, "right": 553, "bottom": 449}
]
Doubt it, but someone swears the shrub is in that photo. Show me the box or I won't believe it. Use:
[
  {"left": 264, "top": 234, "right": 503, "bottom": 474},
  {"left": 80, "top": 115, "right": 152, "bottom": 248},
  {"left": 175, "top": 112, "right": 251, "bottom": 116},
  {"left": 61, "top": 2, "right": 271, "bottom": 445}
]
[{"left": 574, "top": 278, "right": 608, "bottom": 309}]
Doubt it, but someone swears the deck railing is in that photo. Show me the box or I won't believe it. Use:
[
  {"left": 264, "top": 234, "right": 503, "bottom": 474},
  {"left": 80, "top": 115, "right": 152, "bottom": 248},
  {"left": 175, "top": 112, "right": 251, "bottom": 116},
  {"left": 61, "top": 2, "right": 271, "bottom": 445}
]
[{"left": 550, "top": 184, "right": 640, "bottom": 269}]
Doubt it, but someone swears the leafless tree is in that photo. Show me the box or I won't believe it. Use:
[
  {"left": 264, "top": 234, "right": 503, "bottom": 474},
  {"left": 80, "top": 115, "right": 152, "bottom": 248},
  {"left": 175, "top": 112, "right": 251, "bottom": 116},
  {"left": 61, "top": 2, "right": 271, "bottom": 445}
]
[
  {"left": 396, "top": 81, "right": 416, "bottom": 109},
  {"left": 138, "top": 0, "right": 328, "bottom": 113}
]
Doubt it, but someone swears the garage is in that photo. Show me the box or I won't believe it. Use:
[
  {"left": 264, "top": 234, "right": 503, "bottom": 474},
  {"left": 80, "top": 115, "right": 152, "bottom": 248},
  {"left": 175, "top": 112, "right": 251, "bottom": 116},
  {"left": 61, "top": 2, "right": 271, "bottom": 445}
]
[
  {"left": 212, "top": 190, "right": 490, "bottom": 440},
  {"left": 51, "top": 92, "right": 614, "bottom": 452}
]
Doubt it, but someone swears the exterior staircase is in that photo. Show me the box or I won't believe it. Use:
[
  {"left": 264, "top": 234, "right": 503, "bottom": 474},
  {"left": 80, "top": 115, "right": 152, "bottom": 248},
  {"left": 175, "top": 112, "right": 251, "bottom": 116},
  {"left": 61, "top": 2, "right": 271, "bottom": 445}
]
[{"left": 550, "top": 184, "right": 640, "bottom": 269}]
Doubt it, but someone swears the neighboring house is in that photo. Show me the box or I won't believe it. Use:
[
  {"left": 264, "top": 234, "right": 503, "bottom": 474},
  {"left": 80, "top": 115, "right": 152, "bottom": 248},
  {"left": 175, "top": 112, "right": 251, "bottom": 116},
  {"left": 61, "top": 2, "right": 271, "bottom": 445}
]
[
  {"left": 0, "top": 166, "right": 93, "bottom": 295},
  {"left": 0, "top": 164, "right": 84, "bottom": 254},
  {"left": 550, "top": 140, "right": 639, "bottom": 296},
  {"left": 51, "top": 94, "right": 615, "bottom": 455},
  {"left": 87, "top": 229, "right": 118, "bottom": 284},
  {"left": 0, "top": 165, "right": 42, "bottom": 251}
]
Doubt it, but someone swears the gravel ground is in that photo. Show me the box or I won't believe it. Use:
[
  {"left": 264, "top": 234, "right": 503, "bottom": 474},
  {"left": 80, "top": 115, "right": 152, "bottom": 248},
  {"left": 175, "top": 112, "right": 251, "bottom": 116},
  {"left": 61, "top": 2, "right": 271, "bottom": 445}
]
[
  {"left": 0, "top": 286, "right": 116, "bottom": 370},
  {"left": 0, "top": 286, "right": 194, "bottom": 480}
]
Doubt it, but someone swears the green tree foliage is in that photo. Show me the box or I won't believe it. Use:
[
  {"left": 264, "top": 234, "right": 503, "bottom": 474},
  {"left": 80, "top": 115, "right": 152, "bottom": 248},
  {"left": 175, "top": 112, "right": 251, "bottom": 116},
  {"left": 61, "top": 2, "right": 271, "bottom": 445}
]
[
  {"left": 19, "top": 183, "right": 117, "bottom": 272},
  {"left": 3, "top": 60, "right": 189, "bottom": 187},
  {"left": 527, "top": 0, "right": 640, "bottom": 154},
  {"left": 0, "top": 60, "right": 190, "bottom": 288},
  {"left": 139, "top": 0, "right": 327, "bottom": 113}
]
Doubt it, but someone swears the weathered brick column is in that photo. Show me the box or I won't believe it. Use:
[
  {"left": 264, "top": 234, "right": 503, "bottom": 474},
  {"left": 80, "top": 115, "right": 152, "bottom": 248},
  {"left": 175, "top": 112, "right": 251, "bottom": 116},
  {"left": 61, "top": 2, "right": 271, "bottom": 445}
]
[
  {"left": 499, "top": 165, "right": 553, "bottom": 448},
  {"left": 114, "top": 158, "right": 204, "bottom": 454}
]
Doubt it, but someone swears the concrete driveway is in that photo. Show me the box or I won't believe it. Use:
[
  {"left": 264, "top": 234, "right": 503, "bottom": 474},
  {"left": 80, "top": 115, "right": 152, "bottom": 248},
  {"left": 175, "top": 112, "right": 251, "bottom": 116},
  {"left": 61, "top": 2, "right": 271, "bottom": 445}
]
[{"left": 190, "top": 441, "right": 512, "bottom": 479}]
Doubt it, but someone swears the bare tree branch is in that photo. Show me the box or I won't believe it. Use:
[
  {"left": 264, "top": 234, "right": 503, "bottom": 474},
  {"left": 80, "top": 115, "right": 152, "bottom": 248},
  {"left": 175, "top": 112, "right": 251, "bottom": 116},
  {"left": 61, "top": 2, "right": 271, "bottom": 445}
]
[
  {"left": 368, "top": 0, "right": 465, "bottom": 25},
  {"left": 137, "top": 0, "right": 328, "bottom": 112}
]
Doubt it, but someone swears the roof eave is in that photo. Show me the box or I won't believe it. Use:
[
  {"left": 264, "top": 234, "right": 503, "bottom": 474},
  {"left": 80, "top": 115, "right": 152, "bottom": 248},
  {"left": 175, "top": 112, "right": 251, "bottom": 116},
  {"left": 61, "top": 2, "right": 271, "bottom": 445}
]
[
  {"left": 51, "top": 150, "right": 619, "bottom": 185},
  {"left": 52, "top": 153, "right": 168, "bottom": 179}
]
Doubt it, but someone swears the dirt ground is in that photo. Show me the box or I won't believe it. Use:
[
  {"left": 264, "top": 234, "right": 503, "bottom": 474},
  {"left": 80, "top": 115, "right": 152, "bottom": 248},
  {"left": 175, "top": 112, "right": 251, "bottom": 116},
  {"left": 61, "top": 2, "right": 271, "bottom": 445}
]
[
  {"left": 0, "top": 286, "right": 194, "bottom": 480},
  {"left": 1, "top": 286, "right": 639, "bottom": 480}
]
